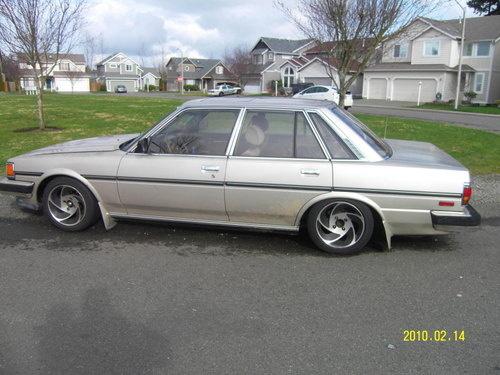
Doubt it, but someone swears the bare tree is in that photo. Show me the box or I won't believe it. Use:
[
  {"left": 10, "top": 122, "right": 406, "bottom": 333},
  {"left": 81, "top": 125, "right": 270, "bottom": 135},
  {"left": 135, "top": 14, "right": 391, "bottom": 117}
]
[
  {"left": 0, "top": 0, "right": 86, "bottom": 129},
  {"left": 223, "top": 44, "right": 252, "bottom": 85},
  {"left": 83, "top": 33, "right": 96, "bottom": 72},
  {"left": 276, "top": 0, "right": 436, "bottom": 107}
]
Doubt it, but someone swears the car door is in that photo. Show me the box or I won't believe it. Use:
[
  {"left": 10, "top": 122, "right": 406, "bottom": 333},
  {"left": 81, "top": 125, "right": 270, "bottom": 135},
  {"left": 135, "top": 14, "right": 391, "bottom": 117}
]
[
  {"left": 315, "top": 86, "right": 330, "bottom": 100},
  {"left": 117, "top": 108, "right": 241, "bottom": 221},
  {"left": 225, "top": 110, "right": 333, "bottom": 227},
  {"left": 300, "top": 86, "right": 318, "bottom": 98}
]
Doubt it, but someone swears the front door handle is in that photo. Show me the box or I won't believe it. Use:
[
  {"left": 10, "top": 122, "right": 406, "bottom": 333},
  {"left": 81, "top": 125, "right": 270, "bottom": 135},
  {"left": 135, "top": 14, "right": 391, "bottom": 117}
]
[
  {"left": 300, "top": 168, "right": 320, "bottom": 176},
  {"left": 201, "top": 165, "right": 220, "bottom": 172}
]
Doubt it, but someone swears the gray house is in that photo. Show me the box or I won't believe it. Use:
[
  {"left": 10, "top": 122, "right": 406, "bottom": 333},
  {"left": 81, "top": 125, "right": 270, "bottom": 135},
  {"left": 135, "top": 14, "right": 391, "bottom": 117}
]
[
  {"left": 241, "top": 37, "right": 315, "bottom": 93},
  {"left": 96, "top": 52, "right": 143, "bottom": 92},
  {"left": 363, "top": 15, "right": 500, "bottom": 103},
  {"left": 165, "top": 57, "right": 236, "bottom": 92}
]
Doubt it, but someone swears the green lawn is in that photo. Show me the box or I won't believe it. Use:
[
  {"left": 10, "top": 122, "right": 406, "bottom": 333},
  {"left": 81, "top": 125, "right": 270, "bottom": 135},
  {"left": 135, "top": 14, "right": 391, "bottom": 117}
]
[
  {"left": 415, "top": 102, "right": 500, "bottom": 115},
  {"left": 0, "top": 94, "right": 498, "bottom": 175}
]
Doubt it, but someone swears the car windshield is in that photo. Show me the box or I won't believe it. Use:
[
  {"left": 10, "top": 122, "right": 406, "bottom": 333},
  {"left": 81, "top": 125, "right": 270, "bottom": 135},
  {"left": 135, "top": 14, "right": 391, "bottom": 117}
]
[{"left": 330, "top": 107, "right": 392, "bottom": 158}]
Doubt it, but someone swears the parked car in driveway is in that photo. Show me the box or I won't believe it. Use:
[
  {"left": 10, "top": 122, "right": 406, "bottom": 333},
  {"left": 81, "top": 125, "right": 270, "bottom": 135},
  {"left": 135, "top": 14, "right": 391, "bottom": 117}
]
[
  {"left": 208, "top": 84, "right": 242, "bottom": 96},
  {"left": 115, "top": 85, "right": 127, "bottom": 94},
  {"left": 294, "top": 85, "right": 353, "bottom": 109},
  {"left": 0, "top": 98, "right": 480, "bottom": 255}
]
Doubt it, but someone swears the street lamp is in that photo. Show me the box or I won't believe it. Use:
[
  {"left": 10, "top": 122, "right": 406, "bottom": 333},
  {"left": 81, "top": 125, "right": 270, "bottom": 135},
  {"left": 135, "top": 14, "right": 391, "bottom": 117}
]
[
  {"left": 453, "top": 0, "right": 466, "bottom": 110},
  {"left": 173, "top": 47, "right": 184, "bottom": 95}
]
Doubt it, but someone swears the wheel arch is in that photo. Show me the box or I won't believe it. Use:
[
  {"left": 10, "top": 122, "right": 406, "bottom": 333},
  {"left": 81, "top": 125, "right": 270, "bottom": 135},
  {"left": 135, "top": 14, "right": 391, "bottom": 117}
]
[
  {"left": 35, "top": 169, "right": 116, "bottom": 230},
  {"left": 295, "top": 192, "right": 393, "bottom": 249}
]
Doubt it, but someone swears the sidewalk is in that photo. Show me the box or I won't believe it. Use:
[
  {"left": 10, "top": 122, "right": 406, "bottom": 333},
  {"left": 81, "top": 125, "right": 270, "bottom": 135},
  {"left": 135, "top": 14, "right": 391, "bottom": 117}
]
[{"left": 352, "top": 99, "right": 500, "bottom": 133}]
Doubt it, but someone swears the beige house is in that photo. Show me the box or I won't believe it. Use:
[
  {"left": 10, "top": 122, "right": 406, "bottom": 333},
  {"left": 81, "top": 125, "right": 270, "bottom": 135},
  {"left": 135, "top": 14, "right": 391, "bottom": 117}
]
[
  {"left": 363, "top": 15, "right": 500, "bottom": 103},
  {"left": 18, "top": 53, "right": 91, "bottom": 92}
]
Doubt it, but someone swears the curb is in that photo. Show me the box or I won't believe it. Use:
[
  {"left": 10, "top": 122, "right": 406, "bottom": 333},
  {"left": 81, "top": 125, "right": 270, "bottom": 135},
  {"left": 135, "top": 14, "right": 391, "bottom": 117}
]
[{"left": 354, "top": 104, "right": 500, "bottom": 119}]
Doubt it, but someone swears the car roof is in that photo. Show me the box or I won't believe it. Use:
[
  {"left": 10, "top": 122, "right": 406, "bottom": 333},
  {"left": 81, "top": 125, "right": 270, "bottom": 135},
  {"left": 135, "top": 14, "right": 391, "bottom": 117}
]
[{"left": 181, "top": 97, "right": 336, "bottom": 110}]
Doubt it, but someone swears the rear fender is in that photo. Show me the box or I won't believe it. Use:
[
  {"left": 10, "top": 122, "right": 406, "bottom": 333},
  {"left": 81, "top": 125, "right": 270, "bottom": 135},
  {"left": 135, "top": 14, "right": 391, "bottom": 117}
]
[{"left": 295, "top": 191, "right": 393, "bottom": 248}]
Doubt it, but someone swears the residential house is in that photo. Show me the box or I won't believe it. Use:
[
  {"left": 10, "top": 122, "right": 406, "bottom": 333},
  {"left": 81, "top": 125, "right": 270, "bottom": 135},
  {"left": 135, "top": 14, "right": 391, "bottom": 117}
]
[
  {"left": 165, "top": 57, "right": 236, "bottom": 92},
  {"left": 241, "top": 37, "right": 315, "bottom": 93},
  {"left": 18, "top": 53, "right": 90, "bottom": 92},
  {"left": 96, "top": 52, "right": 143, "bottom": 92},
  {"left": 363, "top": 15, "right": 500, "bottom": 103},
  {"left": 140, "top": 68, "right": 161, "bottom": 90}
]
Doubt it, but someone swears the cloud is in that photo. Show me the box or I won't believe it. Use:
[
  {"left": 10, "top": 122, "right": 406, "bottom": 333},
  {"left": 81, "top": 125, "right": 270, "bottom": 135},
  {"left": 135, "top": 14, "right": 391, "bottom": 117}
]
[{"left": 84, "top": 0, "right": 302, "bottom": 66}]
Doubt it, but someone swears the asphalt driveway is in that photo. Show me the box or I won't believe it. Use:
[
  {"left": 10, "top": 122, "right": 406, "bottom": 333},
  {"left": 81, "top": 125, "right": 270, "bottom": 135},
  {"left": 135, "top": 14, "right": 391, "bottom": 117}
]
[{"left": 0, "top": 175, "right": 498, "bottom": 374}]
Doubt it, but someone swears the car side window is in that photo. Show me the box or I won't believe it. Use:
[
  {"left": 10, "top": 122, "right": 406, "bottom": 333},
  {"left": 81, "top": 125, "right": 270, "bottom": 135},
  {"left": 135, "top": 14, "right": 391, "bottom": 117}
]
[
  {"left": 316, "top": 87, "right": 329, "bottom": 93},
  {"left": 309, "top": 112, "right": 355, "bottom": 159},
  {"left": 234, "top": 110, "right": 325, "bottom": 159},
  {"left": 303, "top": 87, "right": 316, "bottom": 94},
  {"left": 148, "top": 109, "right": 239, "bottom": 156}
]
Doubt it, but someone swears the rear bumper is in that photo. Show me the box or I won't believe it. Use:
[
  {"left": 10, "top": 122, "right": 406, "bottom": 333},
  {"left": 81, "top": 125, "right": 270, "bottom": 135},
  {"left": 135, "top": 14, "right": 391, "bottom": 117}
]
[
  {"left": 431, "top": 205, "right": 481, "bottom": 227},
  {"left": 0, "top": 177, "right": 34, "bottom": 195}
]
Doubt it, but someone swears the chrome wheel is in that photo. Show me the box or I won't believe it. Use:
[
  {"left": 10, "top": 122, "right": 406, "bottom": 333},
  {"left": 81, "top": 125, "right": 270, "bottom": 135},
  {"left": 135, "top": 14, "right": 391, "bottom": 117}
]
[
  {"left": 316, "top": 201, "right": 365, "bottom": 248},
  {"left": 47, "top": 185, "right": 86, "bottom": 227}
]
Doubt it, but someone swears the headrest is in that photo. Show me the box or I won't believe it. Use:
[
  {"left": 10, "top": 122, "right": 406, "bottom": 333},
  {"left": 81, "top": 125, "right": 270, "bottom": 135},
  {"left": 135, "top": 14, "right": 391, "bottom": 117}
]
[{"left": 245, "top": 124, "right": 265, "bottom": 146}]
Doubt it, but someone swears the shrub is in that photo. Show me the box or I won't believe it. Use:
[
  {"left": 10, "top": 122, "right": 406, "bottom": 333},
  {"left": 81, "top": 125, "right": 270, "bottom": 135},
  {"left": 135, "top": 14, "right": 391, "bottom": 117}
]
[
  {"left": 463, "top": 91, "right": 477, "bottom": 103},
  {"left": 183, "top": 84, "right": 199, "bottom": 91},
  {"left": 144, "top": 84, "right": 157, "bottom": 91},
  {"left": 99, "top": 84, "right": 107, "bottom": 92}
]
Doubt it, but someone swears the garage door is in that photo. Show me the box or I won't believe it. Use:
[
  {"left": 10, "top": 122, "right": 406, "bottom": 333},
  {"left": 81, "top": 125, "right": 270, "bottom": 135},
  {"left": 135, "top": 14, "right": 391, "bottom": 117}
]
[
  {"left": 304, "top": 77, "right": 332, "bottom": 86},
  {"left": 54, "top": 77, "right": 90, "bottom": 92},
  {"left": 243, "top": 83, "right": 260, "bottom": 94},
  {"left": 393, "top": 79, "right": 437, "bottom": 102},
  {"left": 368, "top": 78, "right": 387, "bottom": 99},
  {"left": 109, "top": 80, "right": 136, "bottom": 92}
]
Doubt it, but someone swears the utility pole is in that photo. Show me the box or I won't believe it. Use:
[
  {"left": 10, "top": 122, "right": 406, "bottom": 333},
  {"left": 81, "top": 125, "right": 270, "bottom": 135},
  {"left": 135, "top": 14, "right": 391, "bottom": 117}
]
[{"left": 453, "top": 0, "right": 466, "bottom": 110}]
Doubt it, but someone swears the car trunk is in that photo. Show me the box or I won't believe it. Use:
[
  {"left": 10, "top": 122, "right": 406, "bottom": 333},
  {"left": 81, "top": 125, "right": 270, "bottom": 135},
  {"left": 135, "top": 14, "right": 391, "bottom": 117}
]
[{"left": 385, "top": 139, "right": 467, "bottom": 171}]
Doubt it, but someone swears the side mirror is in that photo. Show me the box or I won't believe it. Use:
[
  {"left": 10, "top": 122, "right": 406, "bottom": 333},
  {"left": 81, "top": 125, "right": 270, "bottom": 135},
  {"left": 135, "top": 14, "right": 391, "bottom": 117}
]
[{"left": 136, "top": 137, "right": 151, "bottom": 153}]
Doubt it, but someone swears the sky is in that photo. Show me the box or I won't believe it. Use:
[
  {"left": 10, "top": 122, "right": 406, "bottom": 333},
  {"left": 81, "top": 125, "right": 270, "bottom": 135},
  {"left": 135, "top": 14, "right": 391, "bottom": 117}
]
[{"left": 83, "top": 0, "right": 477, "bottom": 68}]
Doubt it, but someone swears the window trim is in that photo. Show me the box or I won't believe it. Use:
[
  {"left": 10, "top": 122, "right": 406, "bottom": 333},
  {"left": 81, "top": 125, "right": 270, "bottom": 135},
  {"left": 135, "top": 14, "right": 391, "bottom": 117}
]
[
  {"left": 393, "top": 43, "right": 408, "bottom": 58},
  {"left": 474, "top": 72, "right": 485, "bottom": 93},
  {"left": 109, "top": 63, "right": 118, "bottom": 69},
  {"left": 464, "top": 41, "right": 491, "bottom": 58},
  {"left": 125, "top": 64, "right": 133, "bottom": 72},
  {"left": 305, "top": 111, "right": 358, "bottom": 160},
  {"left": 423, "top": 40, "right": 440, "bottom": 57},
  {"left": 215, "top": 66, "right": 223, "bottom": 74},
  {"left": 228, "top": 108, "right": 329, "bottom": 160}
]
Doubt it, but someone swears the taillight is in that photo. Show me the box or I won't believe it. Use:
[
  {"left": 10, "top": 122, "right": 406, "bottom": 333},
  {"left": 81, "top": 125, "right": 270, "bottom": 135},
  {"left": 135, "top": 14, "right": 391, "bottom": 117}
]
[
  {"left": 462, "top": 183, "right": 472, "bottom": 205},
  {"left": 6, "top": 163, "right": 15, "bottom": 180}
]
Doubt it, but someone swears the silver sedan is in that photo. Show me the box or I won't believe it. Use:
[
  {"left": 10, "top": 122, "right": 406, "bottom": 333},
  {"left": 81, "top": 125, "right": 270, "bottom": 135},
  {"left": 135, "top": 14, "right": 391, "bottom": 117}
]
[{"left": 0, "top": 98, "right": 480, "bottom": 254}]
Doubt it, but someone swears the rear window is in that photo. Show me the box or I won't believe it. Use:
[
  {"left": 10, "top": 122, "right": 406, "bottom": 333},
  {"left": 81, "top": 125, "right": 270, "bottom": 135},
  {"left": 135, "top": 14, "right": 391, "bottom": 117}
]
[{"left": 330, "top": 107, "right": 392, "bottom": 158}]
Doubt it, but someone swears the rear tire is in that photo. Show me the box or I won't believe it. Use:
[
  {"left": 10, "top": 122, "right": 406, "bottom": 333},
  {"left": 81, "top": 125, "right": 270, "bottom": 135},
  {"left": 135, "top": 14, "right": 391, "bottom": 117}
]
[
  {"left": 307, "top": 199, "right": 374, "bottom": 255},
  {"left": 219, "top": 92, "right": 224, "bottom": 96},
  {"left": 42, "top": 177, "right": 100, "bottom": 232},
  {"left": 344, "top": 106, "right": 350, "bottom": 110}
]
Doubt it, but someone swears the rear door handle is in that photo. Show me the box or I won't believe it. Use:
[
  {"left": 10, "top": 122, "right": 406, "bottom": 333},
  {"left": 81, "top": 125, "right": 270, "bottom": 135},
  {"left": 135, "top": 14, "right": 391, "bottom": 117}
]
[
  {"left": 300, "top": 168, "right": 320, "bottom": 176},
  {"left": 201, "top": 165, "right": 220, "bottom": 172}
]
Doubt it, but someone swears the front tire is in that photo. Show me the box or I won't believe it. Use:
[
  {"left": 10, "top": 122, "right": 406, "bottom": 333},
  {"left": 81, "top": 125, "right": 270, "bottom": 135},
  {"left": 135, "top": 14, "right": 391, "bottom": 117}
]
[
  {"left": 218, "top": 92, "right": 224, "bottom": 96},
  {"left": 42, "top": 177, "right": 100, "bottom": 231},
  {"left": 307, "top": 199, "right": 374, "bottom": 255}
]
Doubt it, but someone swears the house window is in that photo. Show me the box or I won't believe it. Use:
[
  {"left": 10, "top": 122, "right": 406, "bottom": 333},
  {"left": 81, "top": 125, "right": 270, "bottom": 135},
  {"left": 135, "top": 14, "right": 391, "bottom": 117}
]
[
  {"left": 268, "top": 52, "right": 274, "bottom": 61},
  {"left": 393, "top": 44, "right": 408, "bottom": 58},
  {"left": 216, "top": 66, "right": 223, "bottom": 74},
  {"left": 464, "top": 43, "right": 473, "bottom": 56},
  {"left": 474, "top": 72, "right": 485, "bottom": 93},
  {"left": 476, "top": 41, "right": 490, "bottom": 57},
  {"left": 423, "top": 40, "right": 440, "bottom": 56},
  {"left": 109, "top": 63, "right": 117, "bottom": 68},
  {"left": 125, "top": 64, "right": 132, "bottom": 71},
  {"left": 184, "top": 65, "right": 189, "bottom": 72},
  {"left": 253, "top": 54, "right": 263, "bottom": 64},
  {"left": 464, "top": 41, "right": 491, "bottom": 57},
  {"left": 59, "top": 62, "right": 70, "bottom": 71},
  {"left": 283, "top": 67, "right": 295, "bottom": 87}
]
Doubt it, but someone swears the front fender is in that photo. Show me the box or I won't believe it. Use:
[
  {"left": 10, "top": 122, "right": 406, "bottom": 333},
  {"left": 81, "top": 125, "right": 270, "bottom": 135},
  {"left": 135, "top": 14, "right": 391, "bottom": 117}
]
[
  {"left": 294, "top": 191, "right": 393, "bottom": 248},
  {"left": 35, "top": 168, "right": 116, "bottom": 230}
]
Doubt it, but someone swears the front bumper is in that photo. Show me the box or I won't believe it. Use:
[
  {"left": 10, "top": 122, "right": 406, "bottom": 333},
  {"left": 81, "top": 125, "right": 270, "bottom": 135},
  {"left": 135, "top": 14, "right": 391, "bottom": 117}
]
[
  {"left": 431, "top": 205, "right": 481, "bottom": 227},
  {"left": 0, "top": 177, "right": 34, "bottom": 195}
]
